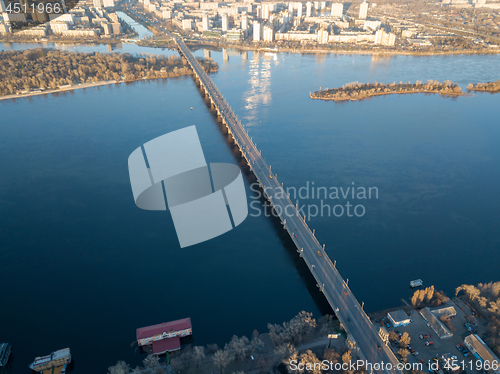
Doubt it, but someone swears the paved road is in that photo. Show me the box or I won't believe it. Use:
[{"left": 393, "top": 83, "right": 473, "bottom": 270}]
[{"left": 175, "top": 37, "right": 401, "bottom": 374}]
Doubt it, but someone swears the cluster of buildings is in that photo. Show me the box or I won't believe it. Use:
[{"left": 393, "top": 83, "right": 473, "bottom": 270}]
[
  {"left": 0, "top": 0, "right": 123, "bottom": 38},
  {"left": 441, "top": 0, "right": 500, "bottom": 9},
  {"left": 136, "top": 0, "right": 396, "bottom": 47}
]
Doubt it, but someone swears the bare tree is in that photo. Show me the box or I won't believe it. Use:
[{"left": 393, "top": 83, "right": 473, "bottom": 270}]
[
  {"left": 342, "top": 350, "right": 352, "bottom": 364},
  {"left": 192, "top": 346, "right": 205, "bottom": 368},
  {"left": 398, "top": 348, "right": 410, "bottom": 362},
  {"left": 298, "top": 350, "right": 322, "bottom": 374},
  {"left": 400, "top": 332, "right": 411, "bottom": 347},
  {"left": 108, "top": 361, "right": 131, "bottom": 374},
  {"left": 213, "top": 349, "right": 233, "bottom": 374},
  {"left": 273, "top": 343, "right": 297, "bottom": 364},
  {"left": 323, "top": 348, "right": 340, "bottom": 363},
  {"left": 389, "top": 331, "right": 399, "bottom": 342}
]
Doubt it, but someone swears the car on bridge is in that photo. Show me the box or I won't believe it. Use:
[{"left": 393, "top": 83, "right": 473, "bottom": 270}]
[{"left": 317, "top": 251, "right": 322, "bottom": 256}]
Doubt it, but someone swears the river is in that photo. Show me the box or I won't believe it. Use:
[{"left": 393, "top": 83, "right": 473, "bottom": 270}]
[{"left": 1, "top": 39, "right": 499, "bottom": 373}]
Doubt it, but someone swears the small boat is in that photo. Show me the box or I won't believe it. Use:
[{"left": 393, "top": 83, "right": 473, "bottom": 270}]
[
  {"left": 0, "top": 343, "right": 11, "bottom": 368},
  {"left": 410, "top": 279, "right": 423, "bottom": 288},
  {"left": 190, "top": 107, "right": 193, "bottom": 110},
  {"left": 29, "top": 348, "right": 71, "bottom": 372}
]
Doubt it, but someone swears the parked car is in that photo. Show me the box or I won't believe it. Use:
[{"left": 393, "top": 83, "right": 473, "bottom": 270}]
[{"left": 420, "top": 334, "right": 429, "bottom": 339}]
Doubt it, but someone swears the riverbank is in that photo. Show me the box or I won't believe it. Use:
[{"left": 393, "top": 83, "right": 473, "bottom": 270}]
[
  {"left": 171, "top": 39, "right": 500, "bottom": 57},
  {"left": 0, "top": 49, "right": 217, "bottom": 98},
  {"left": 0, "top": 80, "right": 118, "bottom": 101},
  {"left": 310, "top": 80, "right": 465, "bottom": 102}
]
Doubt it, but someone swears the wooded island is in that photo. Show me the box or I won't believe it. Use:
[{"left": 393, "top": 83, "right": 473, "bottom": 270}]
[
  {"left": 310, "top": 80, "right": 465, "bottom": 102},
  {"left": 0, "top": 49, "right": 217, "bottom": 97}
]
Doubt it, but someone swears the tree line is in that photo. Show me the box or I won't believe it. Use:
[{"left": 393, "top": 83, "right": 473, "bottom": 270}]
[
  {"left": 411, "top": 285, "right": 450, "bottom": 309},
  {"left": 456, "top": 282, "right": 500, "bottom": 356},
  {"left": 468, "top": 79, "right": 500, "bottom": 93},
  {"left": 310, "top": 80, "right": 464, "bottom": 102},
  {"left": 106, "top": 311, "right": 346, "bottom": 374},
  {"left": 0, "top": 49, "right": 218, "bottom": 96}
]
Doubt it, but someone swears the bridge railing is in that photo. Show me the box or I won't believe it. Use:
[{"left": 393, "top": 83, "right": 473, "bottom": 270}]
[{"left": 177, "top": 36, "right": 375, "bottom": 329}]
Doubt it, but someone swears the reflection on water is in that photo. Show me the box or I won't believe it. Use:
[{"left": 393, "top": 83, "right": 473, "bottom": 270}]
[
  {"left": 1, "top": 40, "right": 500, "bottom": 374},
  {"left": 242, "top": 52, "right": 275, "bottom": 126}
]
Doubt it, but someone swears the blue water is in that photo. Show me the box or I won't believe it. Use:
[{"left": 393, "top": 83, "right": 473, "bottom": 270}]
[{"left": 1, "top": 44, "right": 500, "bottom": 373}]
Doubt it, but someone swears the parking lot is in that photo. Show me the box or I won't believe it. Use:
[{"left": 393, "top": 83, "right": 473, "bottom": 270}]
[{"left": 379, "top": 300, "right": 488, "bottom": 374}]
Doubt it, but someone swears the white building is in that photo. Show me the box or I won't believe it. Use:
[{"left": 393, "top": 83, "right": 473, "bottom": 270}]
[
  {"left": 182, "top": 19, "right": 192, "bottom": 30},
  {"left": 202, "top": 11, "right": 209, "bottom": 31},
  {"left": 387, "top": 310, "right": 411, "bottom": 327},
  {"left": 331, "top": 3, "right": 343, "bottom": 17},
  {"left": 263, "top": 24, "right": 274, "bottom": 41},
  {"left": 93, "top": 0, "right": 102, "bottom": 8},
  {"left": 375, "top": 29, "right": 395, "bottom": 46},
  {"left": 222, "top": 12, "right": 228, "bottom": 31},
  {"left": 317, "top": 28, "right": 329, "bottom": 43},
  {"left": 464, "top": 334, "right": 500, "bottom": 374},
  {"left": 359, "top": 1, "right": 368, "bottom": 19},
  {"left": 262, "top": 3, "right": 270, "bottom": 19},
  {"left": 50, "top": 21, "right": 69, "bottom": 34},
  {"left": 306, "top": 1, "right": 312, "bottom": 16},
  {"left": 103, "top": 0, "right": 114, "bottom": 7},
  {"left": 241, "top": 12, "right": 248, "bottom": 30},
  {"left": 297, "top": 3, "right": 302, "bottom": 18},
  {"left": 49, "top": 13, "right": 75, "bottom": 24},
  {"left": 253, "top": 21, "right": 261, "bottom": 41}
]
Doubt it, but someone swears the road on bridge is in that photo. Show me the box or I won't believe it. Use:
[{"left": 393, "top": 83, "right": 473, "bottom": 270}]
[{"left": 175, "top": 37, "right": 401, "bottom": 374}]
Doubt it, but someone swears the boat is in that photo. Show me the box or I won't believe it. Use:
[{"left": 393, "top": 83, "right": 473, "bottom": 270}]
[
  {"left": 410, "top": 279, "right": 423, "bottom": 288},
  {"left": 0, "top": 343, "right": 11, "bottom": 367},
  {"left": 29, "top": 348, "right": 71, "bottom": 372}
]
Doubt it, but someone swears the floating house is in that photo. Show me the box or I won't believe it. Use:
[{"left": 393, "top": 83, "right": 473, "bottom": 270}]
[{"left": 136, "top": 318, "right": 192, "bottom": 355}]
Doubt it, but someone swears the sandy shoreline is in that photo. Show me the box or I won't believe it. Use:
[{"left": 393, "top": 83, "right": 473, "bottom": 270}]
[{"left": 0, "top": 80, "right": 119, "bottom": 101}]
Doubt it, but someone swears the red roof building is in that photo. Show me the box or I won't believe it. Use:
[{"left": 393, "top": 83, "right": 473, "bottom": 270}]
[{"left": 136, "top": 318, "right": 192, "bottom": 354}]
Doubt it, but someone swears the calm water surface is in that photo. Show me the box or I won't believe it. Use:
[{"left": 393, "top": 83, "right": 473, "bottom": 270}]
[{"left": 1, "top": 43, "right": 500, "bottom": 372}]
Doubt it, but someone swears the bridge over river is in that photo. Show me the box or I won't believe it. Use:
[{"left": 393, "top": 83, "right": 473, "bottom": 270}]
[{"left": 174, "top": 37, "right": 401, "bottom": 374}]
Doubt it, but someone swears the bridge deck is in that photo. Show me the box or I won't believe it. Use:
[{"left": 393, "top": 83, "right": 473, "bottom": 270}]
[{"left": 174, "top": 37, "right": 401, "bottom": 374}]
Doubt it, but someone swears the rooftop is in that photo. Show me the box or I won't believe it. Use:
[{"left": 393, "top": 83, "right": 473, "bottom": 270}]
[{"left": 136, "top": 318, "right": 192, "bottom": 340}]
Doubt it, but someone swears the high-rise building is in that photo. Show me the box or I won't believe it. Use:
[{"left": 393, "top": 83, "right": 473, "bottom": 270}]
[
  {"left": 331, "top": 3, "right": 343, "bottom": 17},
  {"left": 103, "top": 0, "right": 114, "bottom": 7},
  {"left": 241, "top": 12, "right": 248, "bottom": 30},
  {"left": 317, "top": 28, "right": 329, "bottom": 44},
  {"left": 288, "top": 2, "right": 293, "bottom": 12},
  {"left": 263, "top": 24, "right": 273, "bottom": 41},
  {"left": 359, "top": 1, "right": 368, "bottom": 19},
  {"left": 0, "top": 0, "right": 6, "bottom": 12},
  {"left": 297, "top": 3, "right": 302, "bottom": 18},
  {"left": 306, "top": 1, "right": 312, "bottom": 16},
  {"left": 93, "top": 0, "right": 102, "bottom": 7},
  {"left": 253, "top": 21, "right": 261, "bottom": 41},
  {"left": 256, "top": 5, "right": 262, "bottom": 18},
  {"left": 222, "top": 13, "right": 228, "bottom": 31},
  {"left": 263, "top": 4, "right": 269, "bottom": 19},
  {"left": 202, "top": 11, "right": 210, "bottom": 31}
]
